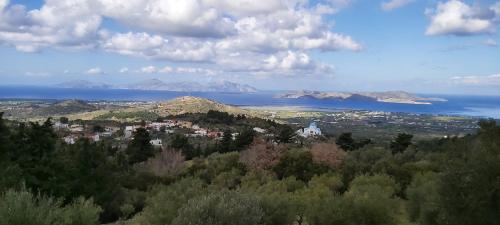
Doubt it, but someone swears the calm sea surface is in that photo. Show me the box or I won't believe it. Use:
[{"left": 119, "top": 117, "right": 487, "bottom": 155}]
[{"left": 1, "top": 86, "right": 500, "bottom": 118}]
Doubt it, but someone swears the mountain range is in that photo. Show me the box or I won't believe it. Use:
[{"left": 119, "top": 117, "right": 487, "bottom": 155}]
[
  {"left": 56, "top": 79, "right": 258, "bottom": 93},
  {"left": 276, "top": 90, "right": 447, "bottom": 105}
]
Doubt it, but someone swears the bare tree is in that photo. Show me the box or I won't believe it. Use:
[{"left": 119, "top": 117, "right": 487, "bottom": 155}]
[{"left": 139, "top": 148, "right": 186, "bottom": 177}]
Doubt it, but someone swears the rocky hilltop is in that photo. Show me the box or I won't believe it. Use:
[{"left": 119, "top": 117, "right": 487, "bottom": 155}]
[
  {"left": 153, "top": 96, "right": 250, "bottom": 116},
  {"left": 277, "top": 90, "right": 446, "bottom": 105}
]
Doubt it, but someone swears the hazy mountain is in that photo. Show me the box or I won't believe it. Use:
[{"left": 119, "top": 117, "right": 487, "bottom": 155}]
[
  {"left": 277, "top": 90, "right": 447, "bottom": 105},
  {"left": 56, "top": 79, "right": 257, "bottom": 93},
  {"left": 57, "top": 80, "right": 113, "bottom": 89}
]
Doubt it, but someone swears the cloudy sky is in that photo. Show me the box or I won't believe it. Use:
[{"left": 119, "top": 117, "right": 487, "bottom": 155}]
[{"left": 0, "top": 0, "right": 499, "bottom": 94}]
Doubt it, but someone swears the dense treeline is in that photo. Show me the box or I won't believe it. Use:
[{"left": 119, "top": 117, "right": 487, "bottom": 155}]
[{"left": 1, "top": 111, "right": 499, "bottom": 225}]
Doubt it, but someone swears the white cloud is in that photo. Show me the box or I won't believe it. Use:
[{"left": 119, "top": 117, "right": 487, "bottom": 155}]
[
  {"left": 158, "top": 66, "right": 173, "bottom": 73},
  {"left": 381, "top": 0, "right": 414, "bottom": 11},
  {"left": 483, "top": 39, "right": 497, "bottom": 47},
  {"left": 0, "top": 0, "right": 102, "bottom": 52},
  {"left": 101, "top": 32, "right": 215, "bottom": 62},
  {"left": 426, "top": 0, "right": 496, "bottom": 36},
  {"left": 140, "top": 66, "right": 157, "bottom": 74},
  {"left": 0, "top": 0, "right": 362, "bottom": 77},
  {"left": 451, "top": 73, "right": 500, "bottom": 85},
  {"left": 85, "top": 67, "right": 103, "bottom": 75},
  {"left": 0, "top": 0, "right": 8, "bottom": 11},
  {"left": 25, "top": 71, "right": 50, "bottom": 77},
  {"left": 119, "top": 67, "right": 129, "bottom": 73}
]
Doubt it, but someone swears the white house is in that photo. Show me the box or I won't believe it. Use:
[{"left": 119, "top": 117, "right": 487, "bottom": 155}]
[
  {"left": 297, "top": 122, "right": 322, "bottom": 138},
  {"left": 150, "top": 139, "right": 162, "bottom": 147},
  {"left": 253, "top": 127, "right": 266, "bottom": 133},
  {"left": 63, "top": 136, "right": 76, "bottom": 145}
]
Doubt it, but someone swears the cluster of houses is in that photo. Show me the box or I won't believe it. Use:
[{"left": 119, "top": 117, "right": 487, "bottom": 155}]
[
  {"left": 56, "top": 118, "right": 322, "bottom": 147},
  {"left": 56, "top": 118, "right": 276, "bottom": 147}
]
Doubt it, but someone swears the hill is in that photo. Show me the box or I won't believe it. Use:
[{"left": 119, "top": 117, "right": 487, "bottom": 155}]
[
  {"left": 33, "top": 100, "right": 98, "bottom": 116},
  {"left": 153, "top": 96, "right": 250, "bottom": 116}
]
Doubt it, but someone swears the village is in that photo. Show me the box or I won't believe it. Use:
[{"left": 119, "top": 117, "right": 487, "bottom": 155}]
[
  {"left": 56, "top": 117, "right": 324, "bottom": 148},
  {"left": 55, "top": 116, "right": 324, "bottom": 148}
]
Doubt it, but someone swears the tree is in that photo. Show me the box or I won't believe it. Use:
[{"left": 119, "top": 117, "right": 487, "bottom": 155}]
[
  {"left": 240, "top": 139, "right": 286, "bottom": 171},
  {"left": 273, "top": 150, "right": 327, "bottom": 182},
  {"left": 310, "top": 143, "right": 346, "bottom": 169},
  {"left": 172, "top": 191, "right": 264, "bottom": 225},
  {"left": 336, "top": 132, "right": 355, "bottom": 151},
  {"left": 276, "top": 125, "right": 295, "bottom": 144},
  {"left": 126, "top": 128, "right": 155, "bottom": 164},
  {"left": 92, "top": 125, "right": 105, "bottom": 133},
  {"left": 219, "top": 129, "right": 233, "bottom": 153},
  {"left": 406, "top": 172, "right": 441, "bottom": 225},
  {"left": 138, "top": 178, "right": 207, "bottom": 225},
  {"left": 234, "top": 127, "right": 255, "bottom": 150},
  {"left": 59, "top": 116, "right": 69, "bottom": 124},
  {"left": 390, "top": 133, "right": 413, "bottom": 154},
  {"left": 139, "top": 148, "right": 185, "bottom": 177},
  {"left": 0, "top": 188, "right": 101, "bottom": 225},
  {"left": 170, "top": 134, "right": 196, "bottom": 159}
]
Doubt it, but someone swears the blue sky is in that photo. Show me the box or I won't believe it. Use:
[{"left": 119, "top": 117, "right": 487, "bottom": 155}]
[{"left": 0, "top": 0, "right": 499, "bottom": 95}]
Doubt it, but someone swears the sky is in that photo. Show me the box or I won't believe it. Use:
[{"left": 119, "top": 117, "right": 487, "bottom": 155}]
[{"left": 0, "top": 0, "right": 499, "bottom": 95}]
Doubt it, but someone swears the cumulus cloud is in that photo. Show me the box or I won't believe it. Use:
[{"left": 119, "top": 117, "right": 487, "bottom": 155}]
[
  {"left": 0, "top": 0, "right": 362, "bottom": 77},
  {"left": 425, "top": 0, "right": 497, "bottom": 36},
  {"left": 381, "top": 0, "right": 414, "bottom": 11},
  {"left": 85, "top": 67, "right": 103, "bottom": 75}
]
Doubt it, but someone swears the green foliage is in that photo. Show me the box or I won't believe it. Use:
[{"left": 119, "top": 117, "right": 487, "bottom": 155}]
[
  {"left": 390, "top": 133, "right": 413, "bottom": 154},
  {"left": 126, "top": 128, "right": 155, "bottom": 164},
  {"left": 336, "top": 132, "right": 373, "bottom": 151},
  {"left": 273, "top": 150, "right": 328, "bottom": 182},
  {"left": 437, "top": 139, "right": 500, "bottom": 225},
  {"left": 219, "top": 129, "right": 234, "bottom": 153},
  {"left": 337, "top": 132, "right": 356, "bottom": 151},
  {"left": 169, "top": 134, "right": 196, "bottom": 160},
  {"left": 59, "top": 116, "right": 69, "bottom": 124},
  {"left": 206, "top": 110, "right": 234, "bottom": 124},
  {"left": 0, "top": 188, "right": 101, "bottom": 225},
  {"left": 276, "top": 125, "right": 296, "bottom": 144},
  {"left": 138, "top": 178, "right": 207, "bottom": 225},
  {"left": 172, "top": 191, "right": 264, "bottom": 225},
  {"left": 406, "top": 172, "right": 441, "bottom": 225},
  {"left": 95, "top": 111, "right": 159, "bottom": 121},
  {"left": 234, "top": 127, "right": 255, "bottom": 150}
]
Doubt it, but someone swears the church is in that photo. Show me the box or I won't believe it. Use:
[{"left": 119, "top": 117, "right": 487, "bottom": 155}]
[{"left": 297, "top": 122, "right": 322, "bottom": 138}]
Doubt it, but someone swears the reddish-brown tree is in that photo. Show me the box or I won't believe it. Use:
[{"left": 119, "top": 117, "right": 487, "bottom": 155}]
[
  {"left": 240, "top": 138, "right": 286, "bottom": 171},
  {"left": 310, "top": 143, "right": 346, "bottom": 169}
]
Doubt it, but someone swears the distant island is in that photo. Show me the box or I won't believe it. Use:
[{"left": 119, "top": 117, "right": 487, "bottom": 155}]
[
  {"left": 56, "top": 79, "right": 258, "bottom": 93},
  {"left": 276, "top": 90, "right": 447, "bottom": 105}
]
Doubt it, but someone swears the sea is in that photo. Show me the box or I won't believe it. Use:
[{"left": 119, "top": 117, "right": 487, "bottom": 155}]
[{"left": 1, "top": 86, "right": 500, "bottom": 119}]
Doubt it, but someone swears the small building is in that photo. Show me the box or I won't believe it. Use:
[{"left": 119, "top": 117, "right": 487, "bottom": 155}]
[
  {"left": 63, "top": 136, "right": 76, "bottom": 145},
  {"left": 297, "top": 122, "right": 322, "bottom": 138},
  {"left": 150, "top": 139, "right": 162, "bottom": 147},
  {"left": 253, "top": 127, "right": 266, "bottom": 133},
  {"left": 54, "top": 121, "right": 69, "bottom": 130}
]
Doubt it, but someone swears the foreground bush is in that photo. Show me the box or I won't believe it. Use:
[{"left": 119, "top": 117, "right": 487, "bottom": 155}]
[
  {"left": 0, "top": 189, "right": 101, "bottom": 225},
  {"left": 172, "top": 191, "right": 264, "bottom": 225}
]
